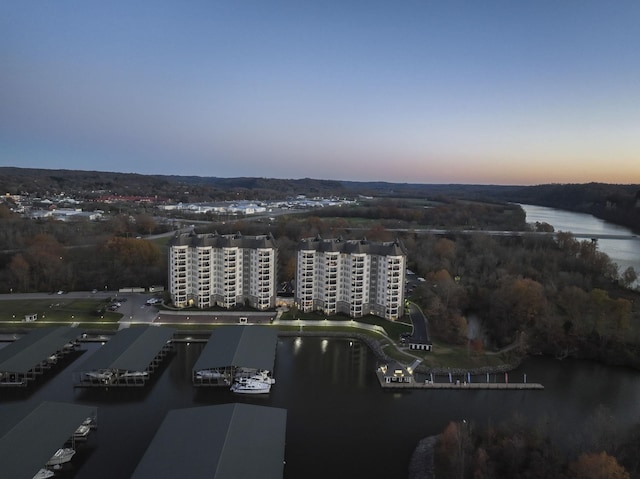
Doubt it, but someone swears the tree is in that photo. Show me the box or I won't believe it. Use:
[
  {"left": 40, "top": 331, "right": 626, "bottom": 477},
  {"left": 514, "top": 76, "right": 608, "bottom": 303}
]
[
  {"left": 101, "top": 237, "right": 162, "bottom": 287},
  {"left": 533, "top": 221, "right": 554, "bottom": 232},
  {"left": 434, "top": 237, "right": 456, "bottom": 261},
  {"left": 509, "top": 278, "right": 547, "bottom": 327},
  {"left": 9, "top": 253, "right": 30, "bottom": 292},
  {"left": 621, "top": 266, "right": 637, "bottom": 289},
  {"left": 23, "top": 234, "right": 67, "bottom": 291},
  {"left": 438, "top": 421, "right": 472, "bottom": 479},
  {"left": 568, "top": 452, "right": 630, "bottom": 479},
  {"left": 0, "top": 204, "right": 14, "bottom": 218},
  {"left": 366, "top": 223, "right": 392, "bottom": 241},
  {"left": 135, "top": 214, "right": 157, "bottom": 235},
  {"left": 488, "top": 277, "right": 547, "bottom": 346}
]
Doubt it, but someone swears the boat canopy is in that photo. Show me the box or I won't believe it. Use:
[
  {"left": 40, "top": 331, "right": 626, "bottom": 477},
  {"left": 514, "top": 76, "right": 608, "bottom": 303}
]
[
  {"left": 131, "top": 403, "right": 286, "bottom": 479},
  {"left": 0, "top": 327, "right": 80, "bottom": 375},
  {"left": 76, "top": 326, "right": 174, "bottom": 373},
  {"left": 193, "top": 326, "right": 277, "bottom": 373},
  {"left": 0, "top": 401, "right": 96, "bottom": 479}
]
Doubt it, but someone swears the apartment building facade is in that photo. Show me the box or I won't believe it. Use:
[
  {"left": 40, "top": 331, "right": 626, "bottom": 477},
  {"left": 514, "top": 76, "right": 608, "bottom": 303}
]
[
  {"left": 169, "top": 232, "right": 277, "bottom": 310},
  {"left": 295, "top": 236, "right": 407, "bottom": 320}
]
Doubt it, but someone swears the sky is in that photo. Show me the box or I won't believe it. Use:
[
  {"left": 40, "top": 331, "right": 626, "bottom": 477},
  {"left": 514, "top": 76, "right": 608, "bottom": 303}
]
[{"left": 1, "top": 1, "right": 639, "bottom": 185}]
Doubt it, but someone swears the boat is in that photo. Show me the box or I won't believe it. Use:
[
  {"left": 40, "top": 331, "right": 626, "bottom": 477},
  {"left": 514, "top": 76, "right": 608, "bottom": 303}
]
[
  {"left": 74, "top": 424, "right": 91, "bottom": 439},
  {"left": 230, "top": 378, "right": 271, "bottom": 394},
  {"left": 236, "top": 375, "right": 275, "bottom": 385},
  {"left": 234, "top": 369, "right": 275, "bottom": 384},
  {"left": 32, "top": 469, "right": 54, "bottom": 479},
  {"left": 46, "top": 448, "right": 75, "bottom": 466},
  {"left": 196, "top": 369, "right": 227, "bottom": 379},
  {"left": 82, "top": 416, "right": 96, "bottom": 428},
  {"left": 119, "top": 370, "right": 149, "bottom": 378},
  {"left": 84, "top": 370, "right": 114, "bottom": 383}
]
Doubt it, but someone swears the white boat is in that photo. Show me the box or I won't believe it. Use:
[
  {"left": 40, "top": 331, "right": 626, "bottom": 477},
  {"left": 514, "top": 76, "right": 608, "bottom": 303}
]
[
  {"left": 46, "top": 448, "right": 75, "bottom": 466},
  {"left": 74, "top": 424, "right": 91, "bottom": 439},
  {"left": 235, "top": 370, "right": 275, "bottom": 384},
  {"left": 196, "top": 369, "right": 227, "bottom": 379},
  {"left": 120, "top": 371, "right": 149, "bottom": 378},
  {"left": 33, "top": 469, "right": 54, "bottom": 479},
  {"left": 84, "top": 370, "right": 114, "bottom": 382},
  {"left": 230, "top": 379, "right": 271, "bottom": 394},
  {"left": 236, "top": 375, "right": 275, "bottom": 385}
]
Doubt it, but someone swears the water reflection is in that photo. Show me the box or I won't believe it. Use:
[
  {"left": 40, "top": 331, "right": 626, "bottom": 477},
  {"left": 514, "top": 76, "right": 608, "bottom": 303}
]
[{"left": 293, "top": 337, "right": 302, "bottom": 354}]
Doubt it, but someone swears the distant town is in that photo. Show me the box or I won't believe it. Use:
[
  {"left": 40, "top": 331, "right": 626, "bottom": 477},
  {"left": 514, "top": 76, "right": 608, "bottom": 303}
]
[{"left": 2, "top": 191, "right": 358, "bottom": 223}]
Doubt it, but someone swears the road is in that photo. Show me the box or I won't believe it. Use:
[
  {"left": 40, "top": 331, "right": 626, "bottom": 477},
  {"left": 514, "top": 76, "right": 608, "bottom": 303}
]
[{"left": 407, "top": 302, "right": 430, "bottom": 344}]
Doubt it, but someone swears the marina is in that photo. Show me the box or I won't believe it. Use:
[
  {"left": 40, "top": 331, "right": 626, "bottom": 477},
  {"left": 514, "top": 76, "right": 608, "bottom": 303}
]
[{"left": 1, "top": 337, "right": 640, "bottom": 478}]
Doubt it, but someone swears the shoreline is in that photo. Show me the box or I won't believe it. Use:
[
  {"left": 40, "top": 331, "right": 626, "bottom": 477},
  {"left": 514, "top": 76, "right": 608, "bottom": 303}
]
[{"left": 0, "top": 326, "right": 524, "bottom": 376}]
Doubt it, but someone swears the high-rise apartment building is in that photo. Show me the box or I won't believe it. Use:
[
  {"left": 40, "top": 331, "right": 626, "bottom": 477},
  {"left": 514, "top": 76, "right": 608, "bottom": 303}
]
[
  {"left": 295, "top": 236, "right": 407, "bottom": 320},
  {"left": 169, "top": 232, "right": 277, "bottom": 310}
]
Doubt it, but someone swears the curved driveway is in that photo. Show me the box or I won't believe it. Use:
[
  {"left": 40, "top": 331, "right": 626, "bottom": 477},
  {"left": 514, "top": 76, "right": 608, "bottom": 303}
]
[{"left": 407, "top": 302, "right": 430, "bottom": 343}]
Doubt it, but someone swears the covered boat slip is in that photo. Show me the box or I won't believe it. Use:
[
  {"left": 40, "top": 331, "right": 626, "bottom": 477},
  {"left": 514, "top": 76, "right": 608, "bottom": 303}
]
[
  {"left": 74, "top": 325, "right": 175, "bottom": 387},
  {"left": 192, "top": 325, "right": 277, "bottom": 386},
  {"left": 131, "top": 403, "right": 287, "bottom": 479},
  {"left": 0, "top": 401, "right": 97, "bottom": 479},
  {"left": 0, "top": 326, "right": 81, "bottom": 387}
]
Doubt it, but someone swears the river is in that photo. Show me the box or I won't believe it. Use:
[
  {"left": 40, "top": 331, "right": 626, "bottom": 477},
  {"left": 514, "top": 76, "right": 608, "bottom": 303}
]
[
  {"left": 3, "top": 337, "right": 640, "bottom": 479},
  {"left": 520, "top": 203, "right": 640, "bottom": 282}
]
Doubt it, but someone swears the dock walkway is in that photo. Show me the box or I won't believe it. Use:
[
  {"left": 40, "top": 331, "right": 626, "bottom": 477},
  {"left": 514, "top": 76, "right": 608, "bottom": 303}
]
[{"left": 376, "top": 372, "right": 543, "bottom": 390}]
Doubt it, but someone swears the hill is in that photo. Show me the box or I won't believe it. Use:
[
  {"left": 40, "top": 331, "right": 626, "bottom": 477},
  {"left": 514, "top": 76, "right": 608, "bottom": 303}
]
[{"left": 1, "top": 168, "right": 638, "bottom": 232}]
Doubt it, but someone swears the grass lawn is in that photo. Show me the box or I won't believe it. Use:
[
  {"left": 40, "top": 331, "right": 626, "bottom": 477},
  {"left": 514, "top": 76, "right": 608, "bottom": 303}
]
[{"left": 412, "top": 340, "right": 515, "bottom": 370}]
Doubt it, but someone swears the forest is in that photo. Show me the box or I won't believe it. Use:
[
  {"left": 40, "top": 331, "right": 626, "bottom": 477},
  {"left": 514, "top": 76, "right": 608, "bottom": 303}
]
[{"left": 434, "top": 408, "right": 640, "bottom": 479}]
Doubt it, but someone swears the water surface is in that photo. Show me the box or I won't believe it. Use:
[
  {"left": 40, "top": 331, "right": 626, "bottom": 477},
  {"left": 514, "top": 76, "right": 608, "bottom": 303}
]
[{"left": 3, "top": 338, "right": 640, "bottom": 478}]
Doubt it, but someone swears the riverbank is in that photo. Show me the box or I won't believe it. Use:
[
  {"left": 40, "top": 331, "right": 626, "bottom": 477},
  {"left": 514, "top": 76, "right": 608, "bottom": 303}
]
[
  {"left": 408, "top": 435, "right": 438, "bottom": 479},
  {"left": 278, "top": 329, "right": 523, "bottom": 376}
]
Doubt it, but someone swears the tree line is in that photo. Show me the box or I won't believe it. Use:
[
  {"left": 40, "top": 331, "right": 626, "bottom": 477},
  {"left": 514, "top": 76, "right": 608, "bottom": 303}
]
[{"left": 434, "top": 407, "right": 639, "bottom": 478}]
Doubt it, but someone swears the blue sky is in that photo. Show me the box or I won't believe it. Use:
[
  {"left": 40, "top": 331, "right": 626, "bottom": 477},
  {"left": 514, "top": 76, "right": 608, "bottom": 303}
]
[{"left": 1, "top": 1, "right": 639, "bottom": 184}]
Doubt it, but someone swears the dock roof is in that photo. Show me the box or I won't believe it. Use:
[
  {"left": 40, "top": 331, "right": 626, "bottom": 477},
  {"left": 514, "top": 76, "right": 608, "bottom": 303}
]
[
  {"left": 0, "top": 326, "right": 80, "bottom": 374},
  {"left": 76, "top": 325, "right": 174, "bottom": 373},
  {"left": 0, "top": 401, "right": 96, "bottom": 479},
  {"left": 131, "top": 403, "right": 287, "bottom": 479},
  {"left": 193, "top": 325, "right": 277, "bottom": 372}
]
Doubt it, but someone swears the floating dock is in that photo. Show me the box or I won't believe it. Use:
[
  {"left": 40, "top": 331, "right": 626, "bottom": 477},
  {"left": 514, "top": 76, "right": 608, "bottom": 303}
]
[{"left": 376, "top": 372, "right": 544, "bottom": 390}]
